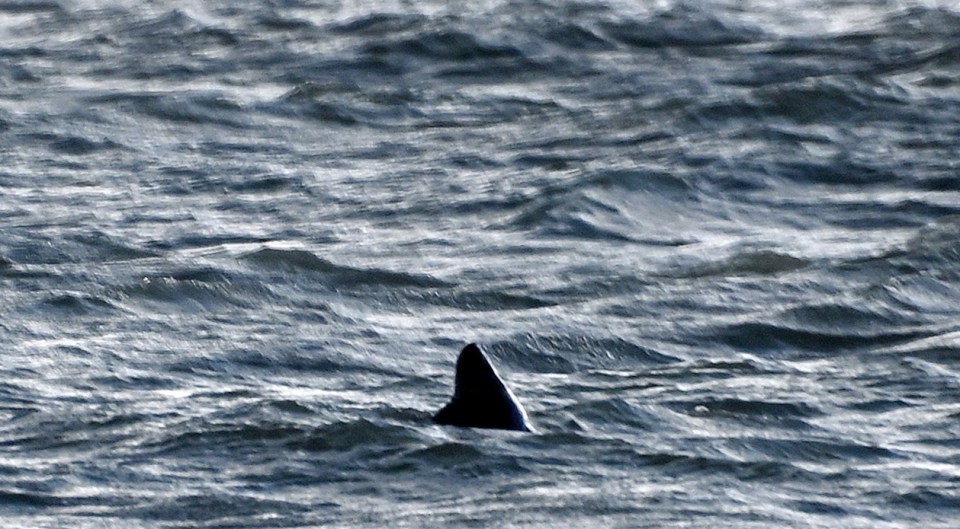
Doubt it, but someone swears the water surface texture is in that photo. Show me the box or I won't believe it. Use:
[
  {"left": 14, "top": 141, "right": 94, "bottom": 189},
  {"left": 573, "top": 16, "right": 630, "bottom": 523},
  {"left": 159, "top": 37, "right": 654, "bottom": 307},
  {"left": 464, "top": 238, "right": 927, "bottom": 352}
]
[{"left": 2, "top": 1, "right": 960, "bottom": 527}]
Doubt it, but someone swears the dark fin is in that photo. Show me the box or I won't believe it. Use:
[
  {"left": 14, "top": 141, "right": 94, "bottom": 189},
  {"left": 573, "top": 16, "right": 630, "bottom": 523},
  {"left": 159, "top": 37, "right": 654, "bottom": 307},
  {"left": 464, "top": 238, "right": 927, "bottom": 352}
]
[{"left": 433, "top": 343, "right": 533, "bottom": 432}]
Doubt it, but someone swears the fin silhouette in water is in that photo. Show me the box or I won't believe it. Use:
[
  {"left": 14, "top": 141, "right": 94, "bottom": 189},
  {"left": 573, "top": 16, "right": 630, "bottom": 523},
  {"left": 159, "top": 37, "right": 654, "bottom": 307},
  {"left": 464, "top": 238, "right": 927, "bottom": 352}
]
[{"left": 433, "top": 343, "right": 533, "bottom": 432}]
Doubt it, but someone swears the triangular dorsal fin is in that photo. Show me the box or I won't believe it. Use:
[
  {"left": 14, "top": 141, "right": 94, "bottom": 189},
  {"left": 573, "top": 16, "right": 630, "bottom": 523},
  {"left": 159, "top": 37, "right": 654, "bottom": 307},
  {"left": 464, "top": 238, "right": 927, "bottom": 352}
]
[{"left": 433, "top": 343, "right": 533, "bottom": 432}]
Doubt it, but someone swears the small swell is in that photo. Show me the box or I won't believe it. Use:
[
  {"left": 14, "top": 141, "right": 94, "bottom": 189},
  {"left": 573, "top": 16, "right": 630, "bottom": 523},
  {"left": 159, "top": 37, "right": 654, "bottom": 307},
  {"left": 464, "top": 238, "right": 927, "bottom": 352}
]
[
  {"left": 72, "top": 231, "right": 161, "bottom": 262},
  {"left": 788, "top": 499, "right": 849, "bottom": 515},
  {"left": 118, "top": 268, "right": 257, "bottom": 312},
  {"left": 744, "top": 437, "right": 896, "bottom": 463},
  {"left": 241, "top": 247, "right": 334, "bottom": 272},
  {"left": 671, "top": 398, "right": 822, "bottom": 420},
  {"left": 145, "top": 421, "right": 307, "bottom": 456},
  {"left": 275, "top": 81, "right": 421, "bottom": 126},
  {"left": 506, "top": 192, "right": 635, "bottom": 243},
  {"left": 768, "top": 79, "right": 908, "bottom": 126},
  {"left": 407, "top": 442, "right": 484, "bottom": 464},
  {"left": 639, "top": 452, "right": 808, "bottom": 482},
  {"left": 357, "top": 27, "right": 555, "bottom": 83},
  {"left": 330, "top": 13, "right": 427, "bottom": 36},
  {"left": 0, "top": 490, "right": 68, "bottom": 508},
  {"left": 891, "top": 487, "right": 960, "bottom": 510},
  {"left": 363, "top": 29, "right": 524, "bottom": 62},
  {"left": 504, "top": 170, "right": 697, "bottom": 244},
  {"left": 291, "top": 419, "right": 424, "bottom": 453},
  {"left": 903, "top": 216, "right": 960, "bottom": 267},
  {"left": 93, "top": 92, "right": 251, "bottom": 129},
  {"left": 781, "top": 302, "right": 916, "bottom": 334},
  {"left": 541, "top": 21, "right": 613, "bottom": 50},
  {"left": 0, "top": 1, "right": 60, "bottom": 14},
  {"left": 842, "top": 398, "right": 913, "bottom": 413},
  {"left": 411, "top": 288, "right": 557, "bottom": 312},
  {"left": 668, "top": 250, "right": 810, "bottom": 278},
  {"left": 225, "top": 175, "right": 298, "bottom": 194},
  {"left": 257, "top": 15, "right": 314, "bottom": 32},
  {"left": 241, "top": 247, "right": 450, "bottom": 288},
  {"left": 117, "top": 9, "right": 240, "bottom": 49},
  {"left": 717, "top": 320, "right": 926, "bottom": 353},
  {"left": 491, "top": 334, "right": 679, "bottom": 373},
  {"left": 129, "top": 493, "right": 307, "bottom": 523},
  {"left": 396, "top": 442, "right": 529, "bottom": 477},
  {"left": 561, "top": 398, "right": 659, "bottom": 430},
  {"left": 220, "top": 348, "right": 399, "bottom": 378},
  {"left": 599, "top": 7, "right": 763, "bottom": 49},
  {"left": 37, "top": 292, "right": 123, "bottom": 316},
  {"left": 48, "top": 136, "right": 121, "bottom": 156}
]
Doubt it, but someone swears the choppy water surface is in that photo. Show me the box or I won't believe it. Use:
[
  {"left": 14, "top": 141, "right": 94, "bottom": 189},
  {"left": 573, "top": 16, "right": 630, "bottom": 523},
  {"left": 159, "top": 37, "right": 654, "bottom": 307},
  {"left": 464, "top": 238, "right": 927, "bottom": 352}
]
[{"left": 2, "top": 0, "right": 960, "bottom": 527}]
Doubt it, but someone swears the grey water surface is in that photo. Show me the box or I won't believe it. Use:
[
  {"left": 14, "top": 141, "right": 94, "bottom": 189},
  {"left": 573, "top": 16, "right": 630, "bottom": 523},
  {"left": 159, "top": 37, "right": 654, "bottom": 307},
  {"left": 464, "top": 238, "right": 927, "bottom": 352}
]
[{"left": 2, "top": 1, "right": 960, "bottom": 527}]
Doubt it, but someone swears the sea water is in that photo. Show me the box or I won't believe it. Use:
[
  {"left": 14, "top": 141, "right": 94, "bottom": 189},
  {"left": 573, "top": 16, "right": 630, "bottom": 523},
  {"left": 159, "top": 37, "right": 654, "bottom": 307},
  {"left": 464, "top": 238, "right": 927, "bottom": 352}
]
[{"left": 2, "top": 1, "right": 959, "bottom": 527}]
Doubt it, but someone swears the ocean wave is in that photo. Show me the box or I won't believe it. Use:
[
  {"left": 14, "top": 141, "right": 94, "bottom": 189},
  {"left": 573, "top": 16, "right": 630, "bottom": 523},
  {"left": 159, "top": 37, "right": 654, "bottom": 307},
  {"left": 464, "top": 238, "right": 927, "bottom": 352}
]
[
  {"left": 546, "top": 334, "right": 676, "bottom": 366},
  {"left": 404, "top": 441, "right": 484, "bottom": 464},
  {"left": 363, "top": 29, "right": 525, "bottom": 62},
  {"left": 276, "top": 81, "right": 420, "bottom": 127},
  {"left": 694, "top": 76, "right": 911, "bottom": 129},
  {"left": 883, "top": 5, "right": 960, "bottom": 41},
  {"left": 330, "top": 13, "right": 428, "bottom": 36},
  {"left": 540, "top": 21, "right": 613, "bottom": 50},
  {"left": 743, "top": 436, "right": 897, "bottom": 463},
  {"left": 410, "top": 288, "right": 557, "bottom": 312},
  {"left": 396, "top": 442, "right": 530, "bottom": 477},
  {"left": 0, "top": 1, "right": 60, "bottom": 15},
  {"left": 0, "top": 489, "right": 71, "bottom": 509},
  {"left": 132, "top": 93, "right": 252, "bottom": 128},
  {"left": 128, "top": 493, "right": 309, "bottom": 523},
  {"left": 70, "top": 230, "right": 160, "bottom": 262},
  {"left": 355, "top": 24, "right": 567, "bottom": 82},
  {"left": 241, "top": 247, "right": 450, "bottom": 288},
  {"left": 559, "top": 397, "right": 660, "bottom": 431},
  {"left": 0, "top": 404, "right": 145, "bottom": 454},
  {"left": 890, "top": 487, "right": 960, "bottom": 510},
  {"left": 256, "top": 13, "right": 315, "bottom": 33},
  {"left": 117, "top": 269, "right": 260, "bottom": 313},
  {"left": 2, "top": 265, "right": 54, "bottom": 291},
  {"left": 873, "top": 330, "right": 960, "bottom": 364},
  {"left": 716, "top": 320, "right": 927, "bottom": 354},
  {"left": 841, "top": 398, "right": 914, "bottom": 413},
  {"left": 500, "top": 165, "right": 701, "bottom": 244},
  {"left": 905, "top": 216, "right": 960, "bottom": 268},
  {"left": 35, "top": 291, "right": 124, "bottom": 316},
  {"left": 216, "top": 347, "right": 402, "bottom": 378},
  {"left": 638, "top": 452, "right": 812, "bottom": 482},
  {"left": 46, "top": 135, "right": 122, "bottom": 156},
  {"left": 148, "top": 422, "right": 307, "bottom": 455},
  {"left": 669, "top": 397, "right": 822, "bottom": 421},
  {"left": 485, "top": 334, "right": 678, "bottom": 374},
  {"left": 598, "top": 5, "right": 764, "bottom": 49},
  {"left": 666, "top": 250, "right": 810, "bottom": 278},
  {"left": 788, "top": 499, "right": 853, "bottom": 516},
  {"left": 114, "top": 9, "right": 240, "bottom": 51},
  {"left": 291, "top": 418, "right": 426, "bottom": 453}
]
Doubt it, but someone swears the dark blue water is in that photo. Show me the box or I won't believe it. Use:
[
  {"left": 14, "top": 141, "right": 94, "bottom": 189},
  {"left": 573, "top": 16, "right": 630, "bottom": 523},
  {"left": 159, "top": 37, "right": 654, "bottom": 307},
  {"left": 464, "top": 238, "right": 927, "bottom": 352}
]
[{"left": 2, "top": 1, "right": 960, "bottom": 527}]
